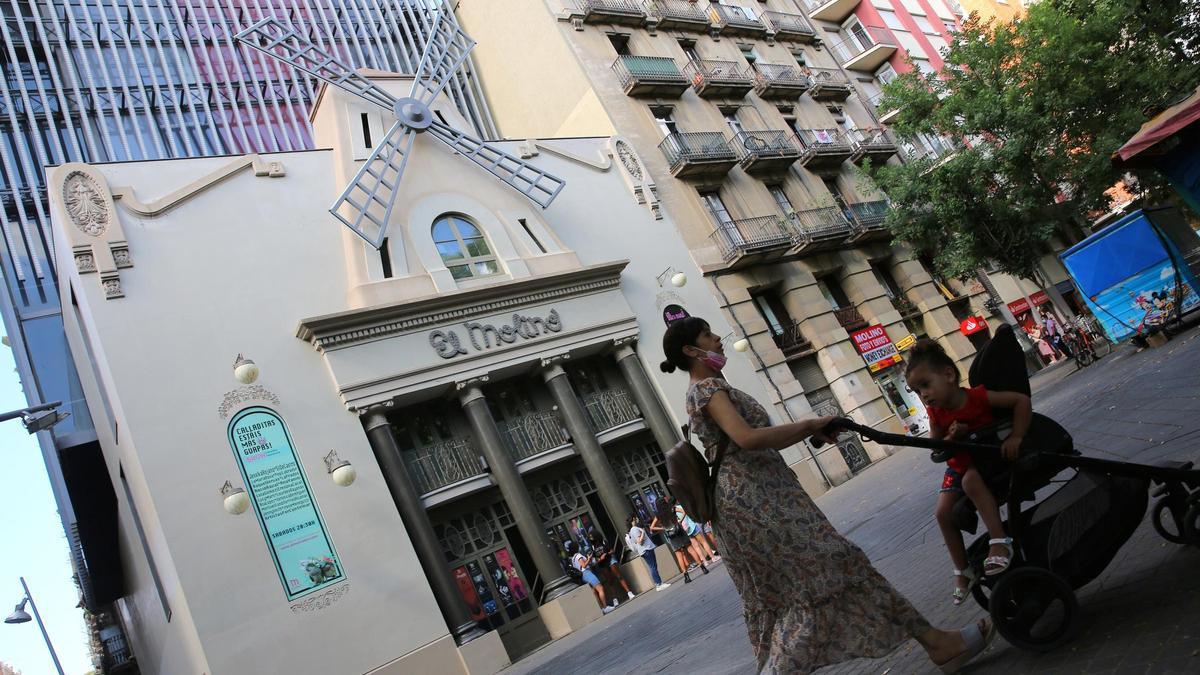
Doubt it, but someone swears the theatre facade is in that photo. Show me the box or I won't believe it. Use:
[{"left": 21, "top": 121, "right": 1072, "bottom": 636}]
[{"left": 48, "top": 73, "right": 802, "bottom": 674}]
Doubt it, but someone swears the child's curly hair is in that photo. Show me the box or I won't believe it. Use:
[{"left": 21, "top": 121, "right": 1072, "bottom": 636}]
[{"left": 905, "top": 339, "right": 960, "bottom": 383}]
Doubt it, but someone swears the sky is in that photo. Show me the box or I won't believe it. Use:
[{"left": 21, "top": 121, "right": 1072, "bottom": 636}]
[{"left": 0, "top": 343, "right": 93, "bottom": 674}]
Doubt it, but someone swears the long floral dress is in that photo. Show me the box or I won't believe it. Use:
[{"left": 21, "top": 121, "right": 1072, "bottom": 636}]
[{"left": 686, "top": 377, "right": 931, "bottom": 674}]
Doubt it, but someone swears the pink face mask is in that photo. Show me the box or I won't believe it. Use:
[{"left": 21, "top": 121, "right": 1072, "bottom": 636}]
[{"left": 699, "top": 350, "right": 727, "bottom": 371}]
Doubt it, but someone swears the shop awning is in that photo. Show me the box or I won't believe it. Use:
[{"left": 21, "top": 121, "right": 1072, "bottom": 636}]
[{"left": 1113, "top": 86, "right": 1200, "bottom": 166}]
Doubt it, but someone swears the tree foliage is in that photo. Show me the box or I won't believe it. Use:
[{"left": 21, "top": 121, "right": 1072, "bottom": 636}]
[{"left": 869, "top": 0, "right": 1200, "bottom": 282}]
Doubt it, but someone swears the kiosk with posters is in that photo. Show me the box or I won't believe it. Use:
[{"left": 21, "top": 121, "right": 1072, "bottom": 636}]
[{"left": 850, "top": 326, "right": 929, "bottom": 435}]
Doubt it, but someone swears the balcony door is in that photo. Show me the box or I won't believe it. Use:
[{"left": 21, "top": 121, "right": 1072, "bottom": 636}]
[
  {"left": 768, "top": 184, "right": 796, "bottom": 217},
  {"left": 845, "top": 18, "right": 874, "bottom": 52},
  {"left": 752, "top": 291, "right": 794, "bottom": 345},
  {"left": 653, "top": 108, "right": 679, "bottom": 138},
  {"left": 701, "top": 190, "right": 744, "bottom": 246}
]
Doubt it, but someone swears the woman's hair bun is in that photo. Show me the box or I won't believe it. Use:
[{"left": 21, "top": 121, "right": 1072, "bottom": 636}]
[{"left": 659, "top": 359, "right": 677, "bottom": 373}]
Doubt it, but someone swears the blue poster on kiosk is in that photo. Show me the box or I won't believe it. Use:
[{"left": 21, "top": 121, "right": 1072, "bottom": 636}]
[{"left": 1060, "top": 210, "right": 1200, "bottom": 341}]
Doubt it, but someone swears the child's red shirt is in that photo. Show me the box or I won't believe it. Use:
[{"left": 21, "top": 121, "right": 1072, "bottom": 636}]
[{"left": 927, "top": 385, "right": 994, "bottom": 472}]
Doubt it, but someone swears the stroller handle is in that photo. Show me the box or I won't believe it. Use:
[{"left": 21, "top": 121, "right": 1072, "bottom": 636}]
[{"left": 813, "top": 417, "right": 1002, "bottom": 463}]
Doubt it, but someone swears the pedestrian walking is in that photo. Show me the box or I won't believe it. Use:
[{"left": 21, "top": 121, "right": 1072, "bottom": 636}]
[
  {"left": 650, "top": 496, "right": 708, "bottom": 583},
  {"left": 625, "top": 515, "right": 670, "bottom": 591},
  {"left": 661, "top": 316, "right": 995, "bottom": 674},
  {"left": 588, "top": 530, "right": 635, "bottom": 604},
  {"left": 674, "top": 499, "right": 718, "bottom": 563},
  {"left": 565, "top": 540, "right": 613, "bottom": 614}
]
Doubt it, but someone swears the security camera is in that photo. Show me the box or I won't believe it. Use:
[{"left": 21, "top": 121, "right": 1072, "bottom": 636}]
[{"left": 21, "top": 409, "right": 70, "bottom": 434}]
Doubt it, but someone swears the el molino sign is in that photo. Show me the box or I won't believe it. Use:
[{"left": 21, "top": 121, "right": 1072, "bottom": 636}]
[{"left": 429, "top": 309, "right": 563, "bottom": 359}]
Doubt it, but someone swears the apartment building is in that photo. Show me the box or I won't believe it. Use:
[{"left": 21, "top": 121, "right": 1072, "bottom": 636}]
[{"left": 458, "top": 0, "right": 997, "bottom": 490}]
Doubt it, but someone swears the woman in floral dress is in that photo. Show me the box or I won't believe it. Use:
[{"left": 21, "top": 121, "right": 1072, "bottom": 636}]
[{"left": 660, "top": 317, "right": 994, "bottom": 674}]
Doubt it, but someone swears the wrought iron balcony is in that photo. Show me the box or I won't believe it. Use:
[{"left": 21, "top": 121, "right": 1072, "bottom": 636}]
[
  {"left": 847, "top": 200, "right": 891, "bottom": 241},
  {"left": 753, "top": 63, "right": 812, "bottom": 100},
  {"left": 774, "top": 321, "right": 815, "bottom": 356},
  {"left": 404, "top": 438, "right": 484, "bottom": 495},
  {"left": 829, "top": 26, "right": 898, "bottom": 72},
  {"left": 890, "top": 294, "right": 921, "bottom": 318},
  {"left": 644, "top": 0, "right": 711, "bottom": 32},
  {"left": 834, "top": 306, "right": 868, "bottom": 331},
  {"left": 789, "top": 206, "right": 854, "bottom": 253},
  {"left": 761, "top": 10, "right": 817, "bottom": 43},
  {"left": 795, "top": 128, "right": 853, "bottom": 171},
  {"left": 659, "top": 131, "right": 738, "bottom": 178},
  {"left": 709, "top": 215, "right": 795, "bottom": 263},
  {"left": 684, "top": 59, "right": 754, "bottom": 99},
  {"left": 799, "top": 0, "right": 862, "bottom": 24},
  {"left": 731, "top": 130, "right": 801, "bottom": 176},
  {"left": 807, "top": 67, "right": 853, "bottom": 101},
  {"left": 101, "top": 632, "right": 136, "bottom": 673},
  {"left": 502, "top": 411, "right": 570, "bottom": 463},
  {"left": 848, "top": 127, "right": 899, "bottom": 165},
  {"left": 579, "top": 0, "right": 647, "bottom": 26},
  {"left": 613, "top": 55, "right": 690, "bottom": 97},
  {"left": 708, "top": 3, "right": 767, "bottom": 37},
  {"left": 582, "top": 389, "right": 642, "bottom": 433}
]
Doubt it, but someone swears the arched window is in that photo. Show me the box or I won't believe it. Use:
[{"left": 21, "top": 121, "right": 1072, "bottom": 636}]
[{"left": 432, "top": 214, "right": 500, "bottom": 280}]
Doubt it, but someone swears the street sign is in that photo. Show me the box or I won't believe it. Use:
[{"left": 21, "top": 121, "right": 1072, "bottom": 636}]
[{"left": 959, "top": 316, "right": 988, "bottom": 336}]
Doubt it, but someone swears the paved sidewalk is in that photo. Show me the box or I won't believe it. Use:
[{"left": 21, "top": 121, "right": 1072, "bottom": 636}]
[{"left": 503, "top": 328, "right": 1200, "bottom": 675}]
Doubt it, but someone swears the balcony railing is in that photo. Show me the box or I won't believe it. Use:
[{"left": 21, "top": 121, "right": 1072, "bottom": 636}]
[
  {"left": 799, "top": 0, "right": 862, "bottom": 24},
  {"left": 101, "top": 632, "right": 134, "bottom": 671},
  {"left": 684, "top": 58, "right": 754, "bottom": 98},
  {"left": 659, "top": 131, "right": 738, "bottom": 177},
  {"left": 795, "top": 128, "right": 853, "bottom": 170},
  {"left": 708, "top": 3, "right": 767, "bottom": 36},
  {"left": 502, "top": 411, "right": 570, "bottom": 462},
  {"left": 789, "top": 206, "right": 854, "bottom": 249},
  {"left": 612, "top": 55, "right": 690, "bottom": 97},
  {"left": 847, "top": 200, "right": 890, "bottom": 241},
  {"left": 405, "top": 438, "right": 484, "bottom": 495},
  {"left": 806, "top": 67, "right": 853, "bottom": 101},
  {"left": 834, "top": 306, "right": 868, "bottom": 330},
  {"left": 579, "top": 0, "right": 647, "bottom": 25},
  {"left": 761, "top": 10, "right": 817, "bottom": 43},
  {"left": 753, "top": 63, "right": 812, "bottom": 99},
  {"left": 731, "top": 130, "right": 801, "bottom": 175},
  {"left": 891, "top": 294, "right": 920, "bottom": 318},
  {"left": 848, "top": 127, "right": 898, "bottom": 165},
  {"left": 710, "top": 215, "right": 795, "bottom": 262},
  {"left": 774, "top": 321, "right": 814, "bottom": 355},
  {"left": 644, "top": 0, "right": 711, "bottom": 31},
  {"left": 829, "top": 26, "right": 898, "bottom": 72},
  {"left": 582, "top": 389, "right": 642, "bottom": 433},
  {"left": 866, "top": 90, "right": 900, "bottom": 122}
]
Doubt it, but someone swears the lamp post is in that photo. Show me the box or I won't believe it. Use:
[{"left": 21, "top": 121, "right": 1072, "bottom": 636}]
[{"left": 5, "top": 577, "right": 66, "bottom": 675}]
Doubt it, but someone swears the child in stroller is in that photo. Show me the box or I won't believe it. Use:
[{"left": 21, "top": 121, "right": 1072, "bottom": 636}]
[
  {"left": 815, "top": 324, "right": 1200, "bottom": 652},
  {"left": 904, "top": 339, "right": 1032, "bottom": 605}
]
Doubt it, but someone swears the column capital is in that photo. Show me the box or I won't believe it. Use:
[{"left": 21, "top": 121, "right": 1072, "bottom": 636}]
[
  {"left": 539, "top": 353, "right": 570, "bottom": 369},
  {"left": 539, "top": 354, "right": 571, "bottom": 382},
  {"left": 613, "top": 342, "right": 637, "bottom": 361},
  {"left": 613, "top": 335, "right": 637, "bottom": 349},
  {"left": 360, "top": 401, "right": 396, "bottom": 431},
  {"left": 456, "top": 377, "right": 490, "bottom": 405}
]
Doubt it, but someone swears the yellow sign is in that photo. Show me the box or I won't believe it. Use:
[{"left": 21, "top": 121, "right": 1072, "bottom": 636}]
[{"left": 895, "top": 334, "right": 917, "bottom": 351}]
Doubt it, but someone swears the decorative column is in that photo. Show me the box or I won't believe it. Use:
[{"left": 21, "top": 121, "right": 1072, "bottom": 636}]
[
  {"left": 540, "top": 357, "right": 632, "bottom": 533},
  {"left": 458, "top": 380, "right": 575, "bottom": 603},
  {"left": 362, "top": 407, "right": 486, "bottom": 645},
  {"left": 612, "top": 339, "right": 681, "bottom": 453}
]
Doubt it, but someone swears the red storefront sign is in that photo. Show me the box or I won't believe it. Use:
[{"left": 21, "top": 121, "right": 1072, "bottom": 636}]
[
  {"left": 850, "top": 325, "right": 903, "bottom": 372},
  {"left": 959, "top": 316, "right": 988, "bottom": 336},
  {"left": 1006, "top": 291, "right": 1050, "bottom": 316}
]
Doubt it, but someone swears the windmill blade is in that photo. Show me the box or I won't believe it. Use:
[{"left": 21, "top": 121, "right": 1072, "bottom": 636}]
[
  {"left": 409, "top": 8, "right": 476, "bottom": 107},
  {"left": 236, "top": 18, "right": 396, "bottom": 112},
  {"left": 330, "top": 121, "right": 416, "bottom": 248},
  {"left": 427, "top": 121, "right": 565, "bottom": 209}
]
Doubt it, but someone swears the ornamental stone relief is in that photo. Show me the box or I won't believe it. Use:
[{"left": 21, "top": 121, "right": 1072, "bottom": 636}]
[
  {"left": 615, "top": 140, "right": 643, "bottom": 180},
  {"left": 63, "top": 171, "right": 109, "bottom": 236},
  {"left": 288, "top": 581, "right": 350, "bottom": 614}
]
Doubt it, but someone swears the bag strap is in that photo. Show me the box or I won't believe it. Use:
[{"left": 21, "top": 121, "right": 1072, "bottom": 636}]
[{"left": 682, "top": 423, "right": 728, "bottom": 481}]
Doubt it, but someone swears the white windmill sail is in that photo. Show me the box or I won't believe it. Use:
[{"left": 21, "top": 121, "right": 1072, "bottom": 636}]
[{"left": 236, "top": 10, "right": 566, "bottom": 249}]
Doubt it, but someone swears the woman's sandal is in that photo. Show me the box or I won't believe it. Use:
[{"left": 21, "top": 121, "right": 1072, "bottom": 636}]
[
  {"left": 984, "top": 537, "right": 1014, "bottom": 576},
  {"left": 951, "top": 569, "right": 970, "bottom": 606},
  {"left": 937, "top": 618, "right": 997, "bottom": 674}
]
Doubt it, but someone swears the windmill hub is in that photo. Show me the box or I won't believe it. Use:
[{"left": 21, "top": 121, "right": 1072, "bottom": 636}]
[{"left": 394, "top": 97, "right": 433, "bottom": 132}]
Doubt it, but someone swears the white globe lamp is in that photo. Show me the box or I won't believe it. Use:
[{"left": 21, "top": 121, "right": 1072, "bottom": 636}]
[
  {"left": 220, "top": 482, "right": 250, "bottom": 515},
  {"left": 233, "top": 354, "right": 259, "bottom": 385},
  {"left": 733, "top": 339, "right": 750, "bottom": 353},
  {"left": 325, "top": 450, "right": 356, "bottom": 487},
  {"left": 670, "top": 271, "right": 688, "bottom": 288}
]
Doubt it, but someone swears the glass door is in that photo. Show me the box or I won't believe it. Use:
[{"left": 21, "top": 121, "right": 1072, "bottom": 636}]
[{"left": 702, "top": 191, "right": 743, "bottom": 246}]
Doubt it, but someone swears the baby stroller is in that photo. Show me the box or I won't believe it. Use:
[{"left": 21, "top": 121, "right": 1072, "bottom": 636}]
[{"left": 817, "top": 325, "right": 1200, "bottom": 652}]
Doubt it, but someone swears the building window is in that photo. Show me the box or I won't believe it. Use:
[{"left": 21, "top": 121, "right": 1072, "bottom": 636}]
[
  {"left": 876, "top": 63, "right": 898, "bottom": 85},
  {"left": 607, "top": 33, "right": 631, "bottom": 56},
  {"left": 652, "top": 107, "right": 678, "bottom": 137},
  {"left": 740, "top": 45, "right": 757, "bottom": 66},
  {"left": 432, "top": 214, "right": 500, "bottom": 280},
  {"left": 678, "top": 39, "right": 700, "bottom": 62},
  {"left": 818, "top": 277, "right": 852, "bottom": 309},
  {"left": 768, "top": 184, "right": 795, "bottom": 216},
  {"left": 723, "top": 111, "right": 744, "bottom": 135},
  {"left": 870, "top": 261, "right": 903, "bottom": 299}
]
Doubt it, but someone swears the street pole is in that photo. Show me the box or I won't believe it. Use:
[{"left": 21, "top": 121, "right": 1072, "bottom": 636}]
[{"left": 20, "top": 577, "right": 65, "bottom": 675}]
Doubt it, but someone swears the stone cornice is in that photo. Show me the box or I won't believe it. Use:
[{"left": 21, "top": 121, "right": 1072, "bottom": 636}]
[{"left": 297, "top": 261, "right": 629, "bottom": 351}]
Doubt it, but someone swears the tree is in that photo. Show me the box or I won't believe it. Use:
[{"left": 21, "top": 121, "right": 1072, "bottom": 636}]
[{"left": 868, "top": 0, "right": 1200, "bottom": 291}]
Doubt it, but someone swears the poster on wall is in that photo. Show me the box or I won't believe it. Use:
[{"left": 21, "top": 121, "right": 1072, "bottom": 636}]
[
  {"left": 226, "top": 406, "right": 344, "bottom": 601},
  {"left": 849, "top": 325, "right": 902, "bottom": 372},
  {"left": 495, "top": 549, "right": 528, "bottom": 603},
  {"left": 1084, "top": 261, "right": 1199, "bottom": 340},
  {"left": 467, "top": 560, "right": 499, "bottom": 616},
  {"left": 453, "top": 566, "right": 486, "bottom": 621}
]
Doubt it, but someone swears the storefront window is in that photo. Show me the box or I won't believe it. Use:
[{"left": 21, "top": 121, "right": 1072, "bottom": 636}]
[{"left": 433, "top": 214, "right": 501, "bottom": 280}]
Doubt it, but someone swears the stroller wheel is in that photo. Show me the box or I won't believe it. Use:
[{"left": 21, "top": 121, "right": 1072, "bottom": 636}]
[
  {"left": 1184, "top": 503, "right": 1200, "bottom": 546},
  {"left": 988, "top": 567, "right": 1079, "bottom": 652},
  {"left": 1151, "top": 496, "right": 1189, "bottom": 544}
]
